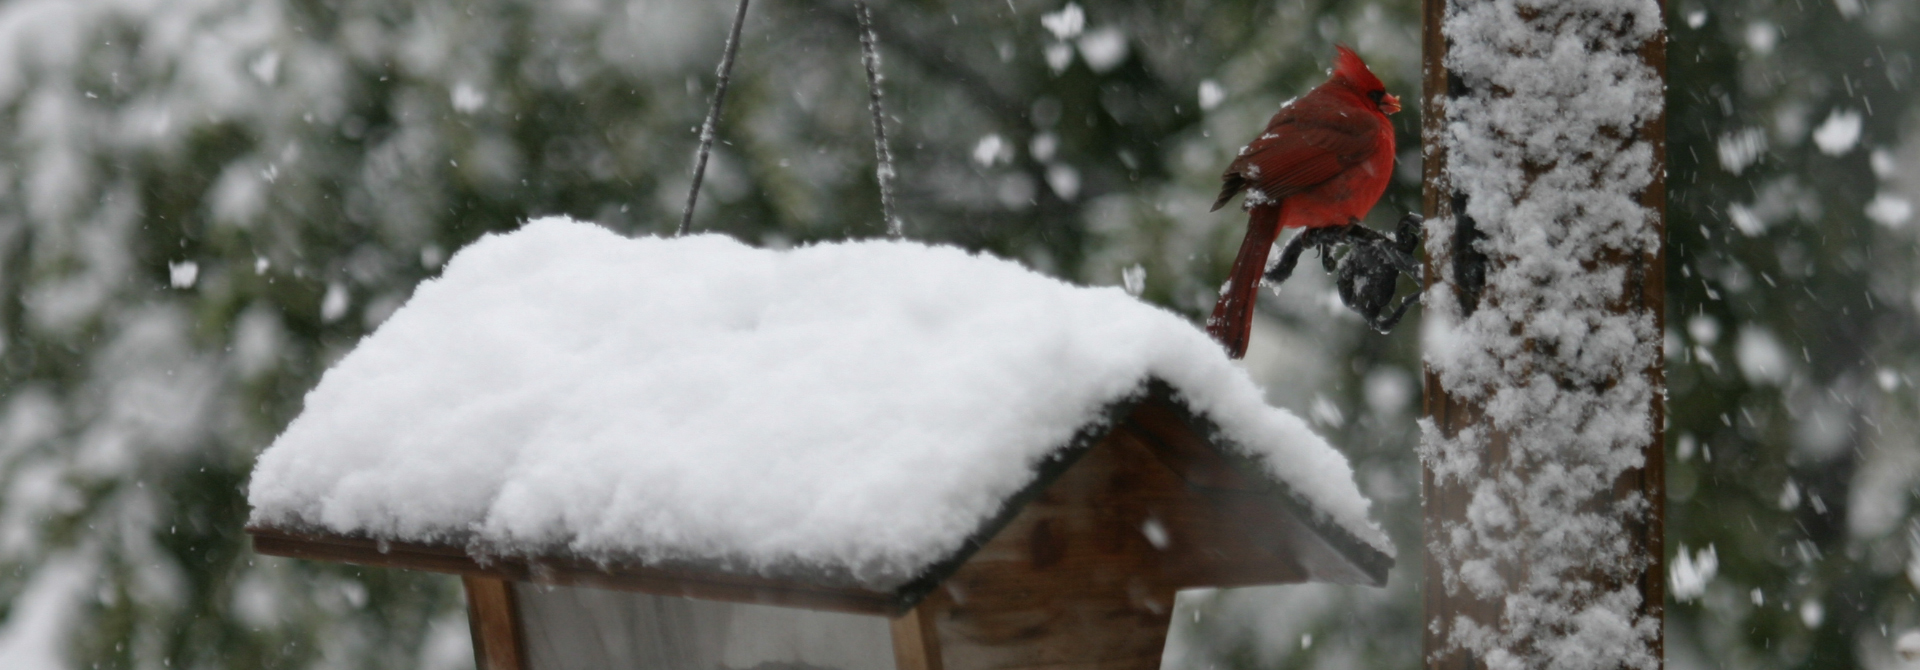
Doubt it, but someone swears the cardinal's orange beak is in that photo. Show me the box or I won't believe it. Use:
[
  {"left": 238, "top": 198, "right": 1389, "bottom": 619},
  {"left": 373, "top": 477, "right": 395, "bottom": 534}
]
[{"left": 1381, "top": 93, "right": 1402, "bottom": 114}]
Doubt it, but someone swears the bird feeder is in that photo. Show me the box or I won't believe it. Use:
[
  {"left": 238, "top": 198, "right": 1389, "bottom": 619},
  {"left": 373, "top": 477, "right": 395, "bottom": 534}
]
[{"left": 244, "top": 218, "right": 1392, "bottom": 670}]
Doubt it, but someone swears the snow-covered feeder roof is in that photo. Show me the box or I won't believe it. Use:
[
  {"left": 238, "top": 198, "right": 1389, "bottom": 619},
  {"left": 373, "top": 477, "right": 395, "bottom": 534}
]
[{"left": 246, "top": 217, "right": 1390, "bottom": 608}]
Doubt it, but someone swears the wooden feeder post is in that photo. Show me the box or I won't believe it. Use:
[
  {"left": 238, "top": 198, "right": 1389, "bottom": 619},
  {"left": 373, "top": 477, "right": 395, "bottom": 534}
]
[
  {"left": 1419, "top": 0, "right": 1667, "bottom": 668},
  {"left": 250, "top": 383, "right": 1391, "bottom": 670}
]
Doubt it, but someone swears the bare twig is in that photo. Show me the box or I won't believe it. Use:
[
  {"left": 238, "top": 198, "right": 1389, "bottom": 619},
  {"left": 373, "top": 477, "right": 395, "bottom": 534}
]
[
  {"left": 678, "top": 0, "right": 752, "bottom": 236},
  {"left": 854, "top": 1, "right": 901, "bottom": 238}
]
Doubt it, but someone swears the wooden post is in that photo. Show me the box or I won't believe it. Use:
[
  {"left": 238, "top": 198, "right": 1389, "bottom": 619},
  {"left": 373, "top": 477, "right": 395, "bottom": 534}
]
[
  {"left": 463, "top": 575, "right": 529, "bottom": 670},
  {"left": 1420, "top": 0, "right": 1666, "bottom": 668},
  {"left": 891, "top": 606, "right": 945, "bottom": 670}
]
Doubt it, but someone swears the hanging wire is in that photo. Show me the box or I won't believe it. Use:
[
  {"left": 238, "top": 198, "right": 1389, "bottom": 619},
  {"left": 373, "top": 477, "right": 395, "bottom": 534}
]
[
  {"left": 854, "top": 1, "right": 901, "bottom": 238},
  {"left": 678, "top": 0, "right": 753, "bottom": 236}
]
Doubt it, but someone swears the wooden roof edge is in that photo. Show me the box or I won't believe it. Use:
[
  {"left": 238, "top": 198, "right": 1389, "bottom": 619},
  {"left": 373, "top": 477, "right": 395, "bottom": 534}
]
[
  {"left": 245, "top": 524, "right": 903, "bottom": 616},
  {"left": 1127, "top": 378, "right": 1395, "bottom": 587},
  {"left": 884, "top": 388, "right": 1150, "bottom": 609}
]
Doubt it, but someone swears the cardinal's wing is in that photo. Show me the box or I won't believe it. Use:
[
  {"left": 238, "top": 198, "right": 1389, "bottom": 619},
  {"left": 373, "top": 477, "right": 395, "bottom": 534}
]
[{"left": 1211, "top": 108, "right": 1382, "bottom": 212}]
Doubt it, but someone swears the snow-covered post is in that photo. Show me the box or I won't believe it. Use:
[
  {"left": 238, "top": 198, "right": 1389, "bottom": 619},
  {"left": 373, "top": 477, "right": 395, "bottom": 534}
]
[{"left": 1418, "top": 0, "right": 1666, "bottom": 668}]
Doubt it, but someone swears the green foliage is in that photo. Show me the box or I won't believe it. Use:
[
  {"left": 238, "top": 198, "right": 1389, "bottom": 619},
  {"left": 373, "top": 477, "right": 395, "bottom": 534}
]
[
  {"left": 2, "top": 0, "right": 1439, "bottom": 666},
  {"left": 6, "top": 0, "right": 1911, "bottom": 668},
  {"left": 1666, "top": 1, "right": 1920, "bottom": 668}
]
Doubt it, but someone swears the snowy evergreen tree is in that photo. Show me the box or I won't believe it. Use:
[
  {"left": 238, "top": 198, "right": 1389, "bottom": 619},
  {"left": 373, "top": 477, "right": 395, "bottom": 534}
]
[
  {"left": 0, "top": 0, "right": 1914, "bottom": 668},
  {"left": 1667, "top": 0, "right": 1920, "bottom": 667}
]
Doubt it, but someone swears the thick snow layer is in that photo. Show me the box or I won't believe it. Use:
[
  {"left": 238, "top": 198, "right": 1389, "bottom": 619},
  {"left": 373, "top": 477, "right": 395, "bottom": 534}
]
[
  {"left": 1421, "top": 0, "right": 1664, "bottom": 668},
  {"left": 248, "top": 217, "right": 1386, "bottom": 589}
]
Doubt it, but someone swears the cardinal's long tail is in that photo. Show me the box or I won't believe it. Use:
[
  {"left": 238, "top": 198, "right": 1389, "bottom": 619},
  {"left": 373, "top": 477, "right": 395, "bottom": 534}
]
[{"left": 1206, "top": 205, "right": 1284, "bottom": 359}]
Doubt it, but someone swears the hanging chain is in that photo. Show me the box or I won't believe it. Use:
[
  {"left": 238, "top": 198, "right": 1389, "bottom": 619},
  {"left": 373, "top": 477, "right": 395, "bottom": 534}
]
[
  {"left": 854, "top": 1, "right": 901, "bottom": 238},
  {"left": 682, "top": 0, "right": 899, "bottom": 239},
  {"left": 678, "top": 0, "right": 752, "bottom": 236}
]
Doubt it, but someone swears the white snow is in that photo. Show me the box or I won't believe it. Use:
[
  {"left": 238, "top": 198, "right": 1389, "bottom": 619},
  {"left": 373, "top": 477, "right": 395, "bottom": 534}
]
[
  {"left": 0, "top": 549, "right": 97, "bottom": 670},
  {"left": 1198, "top": 80, "right": 1225, "bottom": 111},
  {"left": 1039, "top": 3, "right": 1085, "bottom": 75},
  {"left": 167, "top": 261, "right": 198, "bottom": 289},
  {"left": 1362, "top": 368, "right": 1414, "bottom": 416},
  {"left": 1745, "top": 22, "right": 1778, "bottom": 55},
  {"left": 1872, "top": 148, "right": 1898, "bottom": 177},
  {"left": 1668, "top": 544, "right": 1716, "bottom": 602},
  {"left": 1030, "top": 132, "right": 1058, "bottom": 162},
  {"left": 1141, "top": 517, "right": 1169, "bottom": 550},
  {"left": 451, "top": 82, "right": 487, "bottom": 114},
  {"left": 248, "top": 51, "right": 279, "bottom": 86},
  {"left": 1040, "top": 3, "right": 1085, "bottom": 40},
  {"left": 1812, "top": 109, "right": 1862, "bottom": 156},
  {"left": 1046, "top": 163, "right": 1081, "bottom": 200},
  {"left": 1121, "top": 263, "right": 1146, "bottom": 296},
  {"left": 1685, "top": 314, "right": 1720, "bottom": 345},
  {"left": 1736, "top": 326, "right": 1792, "bottom": 385},
  {"left": 320, "top": 283, "right": 350, "bottom": 323},
  {"left": 1728, "top": 203, "right": 1765, "bottom": 236},
  {"left": 1716, "top": 127, "right": 1766, "bottom": 175},
  {"left": 971, "top": 134, "right": 1006, "bottom": 167},
  {"left": 247, "top": 217, "right": 1387, "bottom": 589},
  {"left": 1242, "top": 188, "right": 1273, "bottom": 209},
  {"left": 1898, "top": 629, "right": 1920, "bottom": 661},
  {"left": 1075, "top": 27, "right": 1128, "bottom": 73},
  {"left": 1799, "top": 599, "right": 1823, "bottom": 628},
  {"left": 1423, "top": 0, "right": 1664, "bottom": 667},
  {"left": 418, "top": 614, "right": 475, "bottom": 670},
  {"left": 1044, "top": 43, "right": 1074, "bottom": 74},
  {"left": 1866, "top": 193, "right": 1912, "bottom": 228}
]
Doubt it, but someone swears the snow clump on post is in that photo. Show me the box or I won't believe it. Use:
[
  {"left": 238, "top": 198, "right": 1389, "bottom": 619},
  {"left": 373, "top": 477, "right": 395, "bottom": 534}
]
[{"left": 1420, "top": 0, "right": 1666, "bottom": 668}]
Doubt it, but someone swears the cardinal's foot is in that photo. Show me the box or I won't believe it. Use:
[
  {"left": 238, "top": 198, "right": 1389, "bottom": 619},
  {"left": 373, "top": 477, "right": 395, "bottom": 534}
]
[
  {"left": 1334, "top": 213, "right": 1424, "bottom": 333},
  {"left": 1263, "top": 225, "right": 1347, "bottom": 286}
]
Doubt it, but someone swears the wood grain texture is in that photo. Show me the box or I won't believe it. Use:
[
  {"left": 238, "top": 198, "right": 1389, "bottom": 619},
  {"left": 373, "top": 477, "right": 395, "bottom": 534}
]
[
  {"left": 892, "top": 605, "right": 945, "bottom": 670},
  {"left": 1634, "top": 15, "right": 1669, "bottom": 662},
  {"left": 1419, "top": 5, "right": 1488, "bottom": 668},
  {"left": 1124, "top": 385, "right": 1391, "bottom": 586},
  {"left": 1125, "top": 396, "right": 1263, "bottom": 492},
  {"left": 463, "top": 575, "right": 528, "bottom": 670},
  {"left": 916, "top": 417, "right": 1382, "bottom": 670},
  {"left": 918, "top": 430, "right": 1176, "bottom": 670}
]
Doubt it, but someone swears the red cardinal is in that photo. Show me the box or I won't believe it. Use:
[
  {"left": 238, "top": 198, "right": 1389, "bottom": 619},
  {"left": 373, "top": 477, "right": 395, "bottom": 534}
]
[{"left": 1205, "top": 45, "right": 1400, "bottom": 358}]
